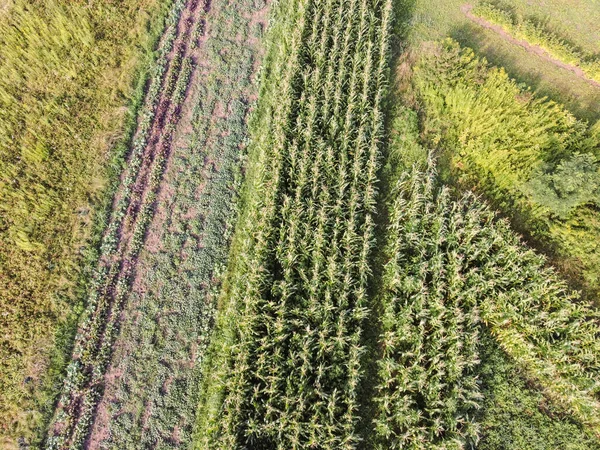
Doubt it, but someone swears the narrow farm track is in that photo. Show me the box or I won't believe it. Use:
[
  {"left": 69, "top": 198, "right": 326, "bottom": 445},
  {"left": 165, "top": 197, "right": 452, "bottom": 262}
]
[
  {"left": 45, "top": 1, "right": 214, "bottom": 448},
  {"left": 462, "top": 3, "right": 600, "bottom": 89}
]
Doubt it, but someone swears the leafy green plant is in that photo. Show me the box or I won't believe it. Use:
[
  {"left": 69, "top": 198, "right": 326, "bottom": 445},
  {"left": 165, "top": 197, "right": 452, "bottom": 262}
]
[{"left": 410, "top": 39, "right": 600, "bottom": 299}]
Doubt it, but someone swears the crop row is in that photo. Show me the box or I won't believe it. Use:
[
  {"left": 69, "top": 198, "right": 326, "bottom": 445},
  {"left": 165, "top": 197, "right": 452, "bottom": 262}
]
[
  {"left": 372, "top": 159, "right": 600, "bottom": 448},
  {"left": 44, "top": 1, "right": 196, "bottom": 448}
]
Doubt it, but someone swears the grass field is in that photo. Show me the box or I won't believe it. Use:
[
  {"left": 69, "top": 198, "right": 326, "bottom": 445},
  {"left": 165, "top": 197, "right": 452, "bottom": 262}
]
[
  {"left": 402, "top": 0, "right": 600, "bottom": 122},
  {"left": 0, "top": 1, "right": 170, "bottom": 447}
]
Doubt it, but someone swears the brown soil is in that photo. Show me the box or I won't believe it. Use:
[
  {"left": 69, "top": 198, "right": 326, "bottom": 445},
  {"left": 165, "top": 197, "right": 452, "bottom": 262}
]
[{"left": 462, "top": 4, "right": 600, "bottom": 89}]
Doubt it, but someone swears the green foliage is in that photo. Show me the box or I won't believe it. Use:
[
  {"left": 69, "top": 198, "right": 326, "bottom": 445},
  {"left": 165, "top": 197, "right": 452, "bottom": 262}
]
[
  {"left": 472, "top": 1, "right": 600, "bottom": 82},
  {"left": 193, "top": 0, "right": 393, "bottom": 447},
  {"left": 94, "top": 0, "right": 268, "bottom": 446},
  {"left": 525, "top": 153, "right": 600, "bottom": 219},
  {"left": 0, "top": 0, "right": 169, "bottom": 447},
  {"left": 411, "top": 39, "right": 600, "bottom": 298},
  {"left": 373, "top": 157, "right": 600, "bottom": 443},
  {"left": 373, "top": 162, "right": 483, "bottom": 449},
  {"left": 477, "top": 333, "right": 599, "bottom": 450}
]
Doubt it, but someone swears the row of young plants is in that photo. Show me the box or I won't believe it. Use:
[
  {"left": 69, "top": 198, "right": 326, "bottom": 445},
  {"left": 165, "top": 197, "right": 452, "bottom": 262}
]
[
  {"left": 90, "top": 0, "right": 272, "bottom": 446},
  {"left": 371, "top": 155, "right": 600, "bottom": 448},
  {"left": 193, "top": 0, "right": 393, "bottom": 447},
  {"left": 45, "top": 1, "right": 196, "bottom": 448},
  {"left": 472, "top": 1, "right": 600, "bottom": 83}
]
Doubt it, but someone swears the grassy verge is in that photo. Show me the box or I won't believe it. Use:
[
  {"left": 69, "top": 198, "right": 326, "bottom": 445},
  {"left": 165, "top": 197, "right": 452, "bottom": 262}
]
[
  {"left": 0, "top": 1, "right": 171, "bottom": 447},
  {"left": 472, "top": 1, "right": 600, "bottom": 83}
]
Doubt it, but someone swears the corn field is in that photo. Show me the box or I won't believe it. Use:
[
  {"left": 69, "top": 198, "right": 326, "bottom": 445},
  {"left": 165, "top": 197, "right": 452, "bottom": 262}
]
[
  {"left": 372, "top": 158, "right": 600, "bottom": 448},
  {"left": 193, "top": 0, "right": 392, "bottom": 447}
]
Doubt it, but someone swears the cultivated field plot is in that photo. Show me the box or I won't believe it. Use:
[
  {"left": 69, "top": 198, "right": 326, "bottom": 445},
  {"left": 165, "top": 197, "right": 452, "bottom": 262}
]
[
  {"left": 2, "top": 0, "right": 600, "bottom": 448},
  {"left": 44, "top": 0, "right": 269, "bottom": 447},
  {"left": 87, "top": 0, "right": 269, "bottom": 447}
]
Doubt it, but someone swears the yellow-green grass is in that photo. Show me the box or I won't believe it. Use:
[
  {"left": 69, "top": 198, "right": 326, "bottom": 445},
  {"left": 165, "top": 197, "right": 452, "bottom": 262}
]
[
  {"left": 403, "top": 0, "right": 600, "bottom": 122},
  {"left": 0, "top": 0, "right": 170, "bottom": 447}
]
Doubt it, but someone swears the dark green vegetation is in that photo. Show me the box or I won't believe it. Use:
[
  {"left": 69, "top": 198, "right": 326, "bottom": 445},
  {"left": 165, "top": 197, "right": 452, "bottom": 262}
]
[
  {"left": 193, "top": 0, "right": 392, "bottom": 447},
  {"left": 86, "top": 0, "right": 270, "bottom": 447},
  {"left": 0, "top": 0, "right": 169, "bottom": 447},
  {"left": 406, "top": 39, "right": 600, "bottom": 303},
  {"left": 372, "top": 156, "right": 600, "bottom": 447},
  {"left": 477, "top": 334, "right": 599, "bottom": 450}
]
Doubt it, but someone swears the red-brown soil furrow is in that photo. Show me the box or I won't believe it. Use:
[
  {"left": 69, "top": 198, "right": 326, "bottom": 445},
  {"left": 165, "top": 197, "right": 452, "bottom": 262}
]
[{"left": 83, "top": 0, "right": 271, "bottom": 446}]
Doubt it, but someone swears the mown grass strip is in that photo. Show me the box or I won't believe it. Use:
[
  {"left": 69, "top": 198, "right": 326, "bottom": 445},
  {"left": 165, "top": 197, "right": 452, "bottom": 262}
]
[{"left": 472, "top": 1, "right": 600, "bottom": 84}]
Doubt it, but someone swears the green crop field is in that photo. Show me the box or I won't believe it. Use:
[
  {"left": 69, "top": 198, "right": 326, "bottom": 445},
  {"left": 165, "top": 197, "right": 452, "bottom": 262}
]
[
  {"left": 402, "top": 0, "right": 600, "bottom": 122},
  {"left": 2, "top": 0, "right": 599, "bottom": 448}
]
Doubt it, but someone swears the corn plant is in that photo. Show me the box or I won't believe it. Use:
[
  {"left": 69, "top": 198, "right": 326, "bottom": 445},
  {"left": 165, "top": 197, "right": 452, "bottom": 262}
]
[{"left": 372, "top": 158, "right": 600, "bottom": 448}]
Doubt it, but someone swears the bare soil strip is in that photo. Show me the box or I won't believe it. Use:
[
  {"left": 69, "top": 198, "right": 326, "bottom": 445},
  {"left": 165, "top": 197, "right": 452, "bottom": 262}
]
[
  {"left": 462, "top": 4, "right": 600, "bottom": 89},
  {"left": 45, "top": 1, "right": 211, "bottom": 448}
]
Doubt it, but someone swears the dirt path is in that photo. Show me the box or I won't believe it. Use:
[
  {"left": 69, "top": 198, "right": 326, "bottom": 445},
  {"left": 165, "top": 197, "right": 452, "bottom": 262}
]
[{"left": 462, "top": 4, "right": 600, "bottom": 89}]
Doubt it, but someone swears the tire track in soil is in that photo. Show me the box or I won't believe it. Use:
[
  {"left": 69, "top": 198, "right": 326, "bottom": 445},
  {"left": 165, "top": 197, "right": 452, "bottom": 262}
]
[
  {"left": 462, "top": 4, "right": 600, "bottom": 89},
  {"left": 45, "top": 1, "right": 211, "bottom": 448}
]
